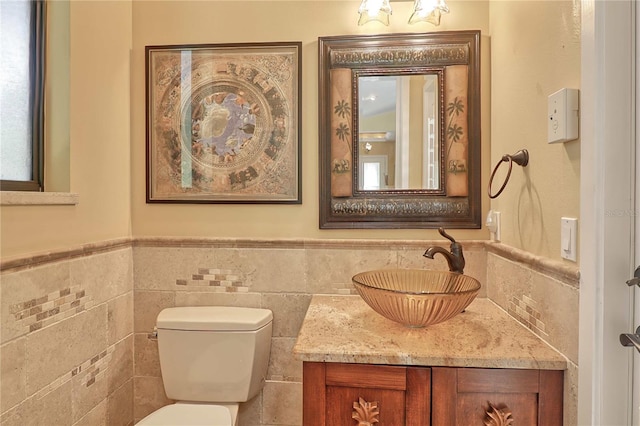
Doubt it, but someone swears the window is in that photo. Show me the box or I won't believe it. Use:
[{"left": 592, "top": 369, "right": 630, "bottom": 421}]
[{"left": 1, "top": 0, "right": 46, "bottom": 191}]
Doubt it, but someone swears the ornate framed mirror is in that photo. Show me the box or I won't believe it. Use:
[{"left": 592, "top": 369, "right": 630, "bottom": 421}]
[{"left": 319, "top": 31, "right": 481, "bottom": 229}]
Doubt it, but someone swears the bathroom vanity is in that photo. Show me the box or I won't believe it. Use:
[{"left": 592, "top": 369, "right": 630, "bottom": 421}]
[{"left": 293, "top": 296, "right": 566, "bottom": 425}]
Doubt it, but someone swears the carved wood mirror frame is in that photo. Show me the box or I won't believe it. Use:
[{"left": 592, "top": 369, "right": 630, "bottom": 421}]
[{"left": 319, "top": 31, "right": 481, "bottom": 229}]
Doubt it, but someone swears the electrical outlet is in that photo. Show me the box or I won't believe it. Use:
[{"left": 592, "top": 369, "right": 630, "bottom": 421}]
[{"left": 548, "top": 88, "right": 579, "bottom": 144}]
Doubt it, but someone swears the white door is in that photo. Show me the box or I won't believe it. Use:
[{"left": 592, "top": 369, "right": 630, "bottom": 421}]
[
  {"left": 359, "top": 155, "right": 388, "bottom": 190},
  {"left": 627, "top": 3, "right": 640, "bottom": 424},
  {"left": 634, "top": 4, "right": 640, "bottom": 422},
  {"left": 579, "top": 0, "right": 636, "bottom": 424},
  {"left": 620, "top": 5, "right": 640, "bottom": 424},
  {"left": 612, "top": 1, "right": 639, "bottom": 424}
]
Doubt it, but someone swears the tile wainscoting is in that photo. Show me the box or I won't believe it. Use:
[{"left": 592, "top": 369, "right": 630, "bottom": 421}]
[
  {"left": 1, "top": 243, "right": 134, "bottom": 426},
  {"left": 485, "top": 242, "right": 580, "bottom": 426},
  {"left": 1, "top": 237, "right": 578, "bottom": 425},
  {"left": 131, "top": 237, "right": 486, "bottom": 426}
]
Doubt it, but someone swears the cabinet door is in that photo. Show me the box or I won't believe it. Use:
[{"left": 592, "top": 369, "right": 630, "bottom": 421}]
[
  {"left": 302, "top": 362, "right": 430, "bottom": 426},
  {"left": 431, "top": 367, "right": 563, "bottom": 426}
]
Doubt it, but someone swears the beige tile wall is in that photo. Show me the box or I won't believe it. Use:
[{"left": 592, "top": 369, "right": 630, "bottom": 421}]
[
  {"left": 485, "top": 244, "right": 580, "bottom": 426},
  {"left": 131, "top": 239, "right": 487, "bottom": 426},
  {"left": 0, "top": 247, "right": 134, "bottom": 426},
  {"left": 2, "top": 238, "right": 578, "bottom": 426}
]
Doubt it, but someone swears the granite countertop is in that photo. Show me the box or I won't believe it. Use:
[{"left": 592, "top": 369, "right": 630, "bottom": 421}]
[{"left": 293, "top": 295, "right": 567, "bottom": 370}]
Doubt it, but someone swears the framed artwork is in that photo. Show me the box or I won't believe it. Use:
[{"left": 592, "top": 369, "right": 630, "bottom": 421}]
[{"left": 145, "top": 42, "right": 302, "bottom": 203}]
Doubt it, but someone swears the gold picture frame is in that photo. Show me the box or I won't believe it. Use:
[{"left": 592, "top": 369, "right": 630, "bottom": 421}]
[{"left": 145, "top": 42, "right": 302, "bottom": 204}]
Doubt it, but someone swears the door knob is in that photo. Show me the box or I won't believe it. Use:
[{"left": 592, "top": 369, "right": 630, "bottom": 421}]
[
  {"left": 620, "top": 326, "right": 640, "bottom": 352},
  {"left": 620, "top": 267, "right": 640, "bottom": 351},
  {"left": 626, "top": 266, "right": 640, "bottom": 287}
]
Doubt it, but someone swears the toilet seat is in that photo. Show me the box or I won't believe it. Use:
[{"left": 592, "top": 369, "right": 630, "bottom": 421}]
[{"left": 136, "top": 403, "right": 233, "bottom": 426}]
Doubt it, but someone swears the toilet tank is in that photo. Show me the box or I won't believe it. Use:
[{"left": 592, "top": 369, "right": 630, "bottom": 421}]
[{"left": 156, "top": 306, "right": 273, "bottom": 403}]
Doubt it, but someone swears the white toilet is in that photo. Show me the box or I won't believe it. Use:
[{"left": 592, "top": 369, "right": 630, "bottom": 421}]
[{"left": 137, "top": 306, "right": 273, "bottom": 426}]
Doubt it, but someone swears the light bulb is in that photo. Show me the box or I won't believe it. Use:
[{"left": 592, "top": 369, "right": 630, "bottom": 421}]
[
  {"left": 358, "top": 0, "right": 392, "bottom": 26},
  {"left": 408, "top": 0, "right": 449, "bottom": 25}
]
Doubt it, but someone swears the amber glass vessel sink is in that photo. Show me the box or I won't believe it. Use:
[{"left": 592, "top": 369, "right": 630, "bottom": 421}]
[{"left": 352, "top": 269, "right": 481, "bottom": 328}]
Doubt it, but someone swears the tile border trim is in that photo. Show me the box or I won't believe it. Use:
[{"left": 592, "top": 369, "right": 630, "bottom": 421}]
[
  {"left": 0, "top": 238, "right": 131, "bottom": 273},
  {"left": 2, "top": 237, "right": 487, "bottom": 273},
  {"left": 2, "top": 237, "right": 580, "bottom": 287},
  {"left": 131, "top": 237, "right": 488, "bottom": 251},
  {"left": 486, "top": 241, "right": 580, "bottom": 286}
]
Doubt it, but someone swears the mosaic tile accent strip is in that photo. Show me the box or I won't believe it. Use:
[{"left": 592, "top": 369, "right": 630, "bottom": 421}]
[
  {"left": 176, "top": 268, "right": 249, "bottom": 292},
  {"left": 24, "top": 346, "right": 114, "bottom": 404},
  {"left": 508, "top": 295, "right": 548, "bottom": 337},
  {"left": 74, "top": 347, "right": 114, "bottom": 388},
  {"left": 9, "top": 285, "right": 94, "bottom": 334}
]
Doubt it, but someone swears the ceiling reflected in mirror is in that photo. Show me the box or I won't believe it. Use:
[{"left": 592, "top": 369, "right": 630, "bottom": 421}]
[{"left": 359, "top": 76, "right": 396, "bottom": 119}]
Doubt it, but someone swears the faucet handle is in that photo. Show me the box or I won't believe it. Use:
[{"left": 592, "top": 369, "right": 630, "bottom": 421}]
[{"left": 438, "top": 227, "right": 457, "bottom": 244}]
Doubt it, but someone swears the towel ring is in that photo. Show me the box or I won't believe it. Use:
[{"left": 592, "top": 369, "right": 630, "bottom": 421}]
[{"left": 488, "top": 149, "right": 529, "bottom": 199}]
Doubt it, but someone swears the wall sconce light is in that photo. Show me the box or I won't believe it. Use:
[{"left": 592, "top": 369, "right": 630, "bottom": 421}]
[
  {"left": 358, "top": 0, "right": 393, "bottom": 26},
  {"left": 358, "top": 0, "right": 449, "bottom": 26},
  {"left": 408, "top": 0, "right": 449, "bottom": 25}
]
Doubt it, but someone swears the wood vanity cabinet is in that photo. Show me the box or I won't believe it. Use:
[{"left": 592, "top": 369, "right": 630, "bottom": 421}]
[
  {"left": 302, "top": 362, "right": 564, "bottom": 426},
  {"left": 431, "top": 367, "right": 564, "bottom": 425}
]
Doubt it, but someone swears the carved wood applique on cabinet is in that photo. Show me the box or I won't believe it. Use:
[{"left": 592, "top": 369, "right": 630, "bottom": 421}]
[
  {"left": 302, "top": 362, "right": 430, "bottom": 426},
  {"left": 352, "top": 397, "right": 380, "bottom": 425},
  {"left": 484, "top": 402, "right": 514, "bottom": 426}
]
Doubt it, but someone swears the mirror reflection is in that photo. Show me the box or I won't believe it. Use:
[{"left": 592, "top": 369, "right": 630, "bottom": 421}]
[{"left": 357, "top": 74, "right": 440, "bottom": 191}]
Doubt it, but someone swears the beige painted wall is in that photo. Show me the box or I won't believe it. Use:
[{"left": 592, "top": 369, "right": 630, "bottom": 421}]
[
  {"left": 130, "top": 0, "right": 492, "bottom": 241},
  {"left": 1, "top": 0, "right": 580, "bottom": 264},
  {"left": 489, "top": 1, "right": 581, "bottom": 261},
  {"left": 0, "top": 1, "right": 133, "bottom": 259}
]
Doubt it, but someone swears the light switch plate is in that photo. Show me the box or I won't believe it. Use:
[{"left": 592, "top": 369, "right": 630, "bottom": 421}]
[
  {"left": 560, "top": 217, "right": 578, "bottom": 261},
  {"left": 548, "top": 88, "right": 579, "bottom": 143}
]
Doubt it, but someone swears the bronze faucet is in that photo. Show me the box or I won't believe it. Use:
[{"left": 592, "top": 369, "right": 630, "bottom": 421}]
[{"left": 423, "top": 228, "right": 465, "bottom": 274}]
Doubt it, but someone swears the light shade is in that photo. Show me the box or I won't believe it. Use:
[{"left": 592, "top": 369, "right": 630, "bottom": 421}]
[
  {"left": 408, "top": 0, "right": 449, "bottom": 25},
  {"left": 358, "top": 0, "right": 392, "bottom": 26}
]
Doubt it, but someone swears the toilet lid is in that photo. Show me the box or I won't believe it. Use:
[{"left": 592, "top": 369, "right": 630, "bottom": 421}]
[{"left": 137, "top": 404, "right": 232, "bottom": 426}]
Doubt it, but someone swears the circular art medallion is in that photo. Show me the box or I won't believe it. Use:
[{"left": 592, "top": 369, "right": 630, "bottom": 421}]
[
  {"left": 184, "top": 79, "right": 273, "bottom": 172},
  {"left": 152, "top": 53, "right": 294, "bottom": 198}
]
